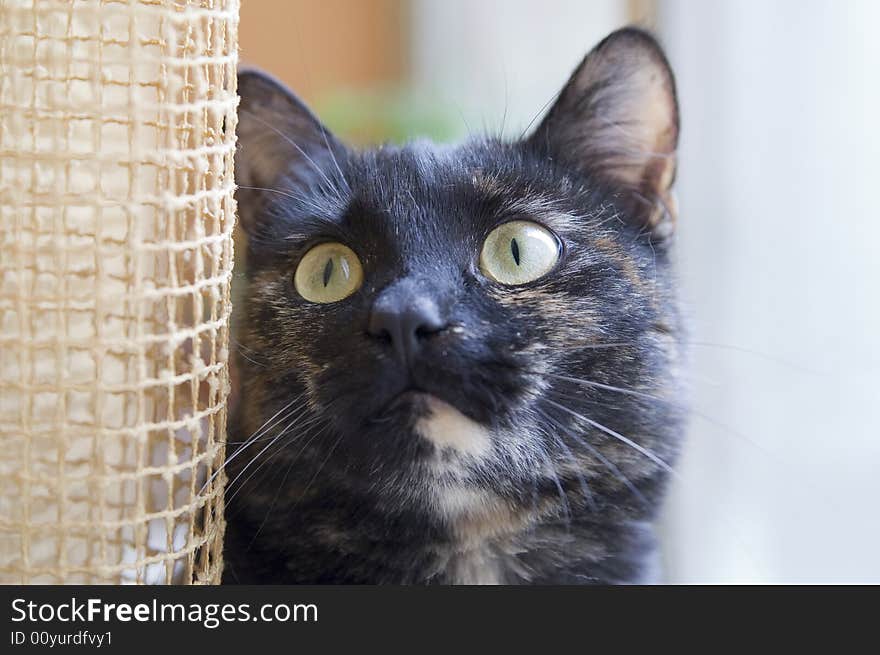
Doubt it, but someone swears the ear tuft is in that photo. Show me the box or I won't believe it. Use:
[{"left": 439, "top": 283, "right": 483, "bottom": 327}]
[{"left": 528, "top": 28, "right": 679, "bottom": 235}]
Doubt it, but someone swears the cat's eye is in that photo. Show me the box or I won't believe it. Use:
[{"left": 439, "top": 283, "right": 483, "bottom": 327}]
[
  {"left": 479, "top": 220, "right": 560, "bottom": 285},
  {"left": 294, "top": 242, "right": 364, "bottom": 303}
]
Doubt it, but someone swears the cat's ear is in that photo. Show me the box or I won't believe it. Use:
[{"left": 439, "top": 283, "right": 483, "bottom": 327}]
[
  {"left": 235, "top": 69, "right": 345, "bottom": 235},
  {"left": 527, "top": 28, "right": 679, "bottom": 236}
]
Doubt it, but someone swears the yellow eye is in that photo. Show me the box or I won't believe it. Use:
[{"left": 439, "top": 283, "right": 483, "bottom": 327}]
[
  {"left": 294, "top": 242, "right": 364, "bottom": 303},
  {"left": 480, "top": 220, "right": 560, "bottom": 285}
]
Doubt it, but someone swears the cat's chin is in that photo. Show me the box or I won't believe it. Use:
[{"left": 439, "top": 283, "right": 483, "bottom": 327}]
[
  {"left": 370, "top": 387, "right": 492, "bottom": 453},
  {"left": 361, "top": 387, "right": 435, "bottom": 433},
  {"left": 414, "top": 396, "right": 493, "bottom": 459},
  {"left": 378, "top": 387, "right": 434, "bottom": 416}
]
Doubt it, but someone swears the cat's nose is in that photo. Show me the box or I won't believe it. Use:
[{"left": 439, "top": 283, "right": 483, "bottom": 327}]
[{"left": 368, "top": 283, "right": 447, "bottom": 365}]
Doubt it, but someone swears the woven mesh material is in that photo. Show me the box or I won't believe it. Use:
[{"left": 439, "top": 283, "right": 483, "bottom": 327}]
[{"left": 0, "top": 0, "right": 239, "bottom": 583}]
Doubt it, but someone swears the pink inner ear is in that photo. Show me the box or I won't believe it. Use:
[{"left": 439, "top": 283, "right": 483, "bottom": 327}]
[
  {"left": 616, "top": 63, "right": 679, "bottom": 228},
  {"left": 609, "top": 64, "right": 678, "bottom": 188},
  {"left": 584, "top": 42, "right": 678, "bottom": 213},
  {"left": 532, "top": 29, "right": 680, "bottom": 231}
]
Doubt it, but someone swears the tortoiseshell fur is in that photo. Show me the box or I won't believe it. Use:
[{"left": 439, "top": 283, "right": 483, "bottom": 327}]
[{"left": 224, "top": 28, "right": 685, "bottom": 584}]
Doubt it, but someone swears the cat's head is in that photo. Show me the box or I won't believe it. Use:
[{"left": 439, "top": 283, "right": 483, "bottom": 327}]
[{"left": 232, "top": 28, "right": 683, "bottom": 517}]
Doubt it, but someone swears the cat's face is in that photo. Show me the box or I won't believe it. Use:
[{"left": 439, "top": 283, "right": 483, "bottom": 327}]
[{"left": 232, "top": 29, "right": 683, "bottom": 516}]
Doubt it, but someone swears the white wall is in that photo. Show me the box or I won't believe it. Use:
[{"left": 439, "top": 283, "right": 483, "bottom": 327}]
[
  {"left": 658, "top": 0, "right": 880, "bottom": 582},
  {"left": 410, "top": 0, "right": 628, "bottom": 138}
]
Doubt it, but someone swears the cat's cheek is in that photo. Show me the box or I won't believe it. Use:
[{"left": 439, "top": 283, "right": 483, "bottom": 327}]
[{"left": 414, "top": 396, "right": 493, "bottom": 459}]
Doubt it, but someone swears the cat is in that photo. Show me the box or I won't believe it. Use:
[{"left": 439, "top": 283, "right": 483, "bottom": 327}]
[{"left": 223, "top": 27, "right": 685, "bottom": 584}]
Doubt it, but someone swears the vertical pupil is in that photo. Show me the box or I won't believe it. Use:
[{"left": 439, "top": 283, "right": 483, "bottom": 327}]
[
  {"left": 510, "top": 238, "right": 520, "bottom": 265},
  {"left": 322, "top": 257, "right": 334, "bottom": 287}
]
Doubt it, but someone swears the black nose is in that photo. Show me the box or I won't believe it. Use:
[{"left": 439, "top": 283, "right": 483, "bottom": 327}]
[{"left": 368, "top": 282, "right": 447, "bottom": 365}]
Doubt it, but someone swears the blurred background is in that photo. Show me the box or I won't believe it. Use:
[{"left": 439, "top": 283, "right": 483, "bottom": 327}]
[{"left": 238, "top": 0, "right": 880, "bottom": 583}]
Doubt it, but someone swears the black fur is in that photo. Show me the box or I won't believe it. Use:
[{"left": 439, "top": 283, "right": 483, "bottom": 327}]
[{"left": 224, "top": 28, "right": 685, "bottom": 584}]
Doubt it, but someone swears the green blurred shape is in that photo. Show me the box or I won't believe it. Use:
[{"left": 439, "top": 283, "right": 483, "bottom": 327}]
[{"left": 316, "top": 86, "right": 465, "bottom": 145}]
